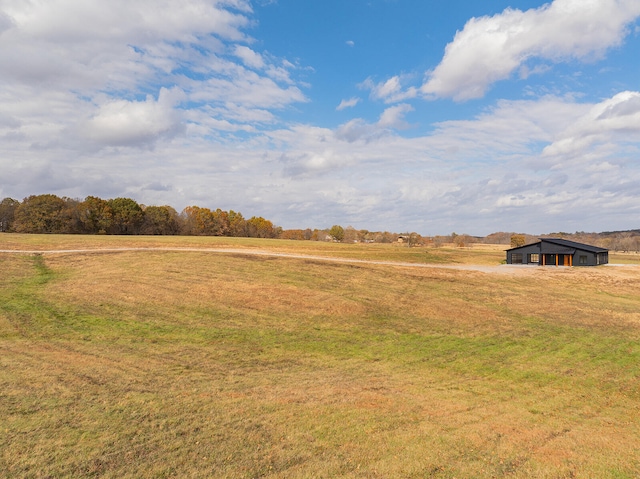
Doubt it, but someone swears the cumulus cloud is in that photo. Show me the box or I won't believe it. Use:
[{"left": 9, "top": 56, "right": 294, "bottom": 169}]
[
  {"left": 0, "top": 0, "right": 308, "bottom": 153},
  {"left": 4, "top": 0, "right": 252, "bottom": 42},
  {"left": 360, "top": 76, "right": 417, "bottom": 103},
  {"left": 422, "top": 0, "right": 640, "bottom": 100},
  {"left": 543, "top": 90, "right": 640, "bottom": 158},
  {"left": 3, "top": 86, "right": 639, "bottom": 234},
  {"left": 336, "top": 97, "right": 360, "bottom": 111},
  {"left": 335, "top": 104, "right": 413, "bottom": 143},
  {"left": 233, "top": 45, "right": 266, "bottom": 70},
  {"left": 0, "top": 0, "right": 253, "bottom": 91},
  {"left": 280, "top": 150, "right": 347, "bottom": 177},
  {"left": 190, "top": 71, "right": 307, "bottom": 109},
  {"left": 377, "top": 104, "right": 414, "bottom": 129},
  {"left": 81, "top": 87, "right": 186, "bottom": 148}
]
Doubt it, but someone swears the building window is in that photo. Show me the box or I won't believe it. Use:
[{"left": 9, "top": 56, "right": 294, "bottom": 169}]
[
  {"left": 597, "top": 252, "right": 607, "bottom": 265},
  {"left": 512, "top": 253, "right": 523, "bottom": 264},
  {"left": 579, "top": 255, "right": 587, "bottom": 265},
  {"left": 528, "top": 253, "right": 539, "bottom": 264}
]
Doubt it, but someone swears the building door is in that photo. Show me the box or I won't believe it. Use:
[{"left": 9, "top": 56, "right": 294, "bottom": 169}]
[{"left": 563, "top": 255, "right": 570, "bottom": 266}]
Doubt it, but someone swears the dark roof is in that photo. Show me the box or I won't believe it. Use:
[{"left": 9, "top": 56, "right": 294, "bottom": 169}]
[
  {"left": 506, "top": 237, "right": 608, "bottom": 253},
  {"left": 541, "top": 238, "right": 608, "bottom": 253}
]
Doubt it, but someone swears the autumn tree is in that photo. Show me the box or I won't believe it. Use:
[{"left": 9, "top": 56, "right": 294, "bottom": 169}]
[
  {"left": 246, "top": 216, "right": 277, "bottom": 238},
  {"left": 407, "top": 232, "right": 423, "bottom": 247},
  {"left": 180, "top": 206, "right": 202, "bottom": 235},
  {"left": 227, "top": 210, "right": 247, "bottom": 237},
  {"left": 61, "top": 197, "right": 88, "bottom": 234},
  {"left": 432, "top": 235, "right": 447, "bottom": 247},
  {"left": 343, "top": 226, "right": 358, "bottom": 243},
  {"left": 328, "top": 225, "right": 345, "bottom": 242},
  {"left": 79, "top": 196, "right": 113, "bottom": 234},
  {"left": 451, "top": 234, "right": 475, "bottom": 248},
  {"left": 3, "top": 193, "right": 289, "bottom": 238},
  {"left": 140, "top": 205, "right": 181, "bottom": 235},
  {"left": 280, "top": 229, "right": 306, "bottom": 240},
  {"left": 357, "top": 229, "right": 370, "bottom": 243},
  {"left": 178, "top": 206, "right": 224, "bottom": 236},
  {"left": 377, "top": 231, "right": 397, "bottom": 243},
  {"left": 483, "top": 232, "right": 512, "bottom": 245},
  {"left": 0, "top": 197, "right": 20, "bottom": 232},
  {"left": 13, "top": 194, "right": 70, "bottom": 233},
  {"left": 211, "top": 208, "right": 230, "bottom": 236},
  {"left": 107, "top": 197, "right": 144, "bottom": 235},
  {"left": 510, "top": 234, "right": 526, "bottom": 248}
]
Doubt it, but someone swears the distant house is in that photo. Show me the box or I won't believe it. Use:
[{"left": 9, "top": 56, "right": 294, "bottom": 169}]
[{"left": 506, "top": 238, "right": 609, "bottom": 266}]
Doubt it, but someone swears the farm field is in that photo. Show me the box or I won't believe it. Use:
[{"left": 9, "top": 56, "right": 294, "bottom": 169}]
[
  {"left": 1, "top": 235, "right": 640, "bottom": 478},
  {"left": 0, "top": 233, "right": 508, "bottom": 265}
]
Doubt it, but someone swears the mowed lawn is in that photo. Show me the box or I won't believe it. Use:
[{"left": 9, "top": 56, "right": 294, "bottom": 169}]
[{"left": 1, "top": 236, "right": 640, "bottom": 478}]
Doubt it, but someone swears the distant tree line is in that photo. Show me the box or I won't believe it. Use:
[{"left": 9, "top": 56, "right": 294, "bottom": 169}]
[
  {"left": 3, "top": 194, "right": 637, "bottom": 250},
  {"left": 0, "top": 195, "right": 279, "bottom": 238},
  {"left": 485, "top": 230, "right": 640, "bottom": 252},
  {"left": 0, "top": 195, "right": 426, "bottom": 244},
  {"left": 280, "top": 225, "right": 425, "bottom": 245}
]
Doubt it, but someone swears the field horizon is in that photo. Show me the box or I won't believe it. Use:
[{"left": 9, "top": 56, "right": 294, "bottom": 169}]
[{"left": 1, "top": 234, "right": 640, "bottom": 478}]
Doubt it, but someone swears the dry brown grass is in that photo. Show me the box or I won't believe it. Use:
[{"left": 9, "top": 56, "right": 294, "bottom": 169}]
[
  {"left": 1, "top": 235, "right": 639, "bottom": 478},
  {"left": 0, "top": 233, "right": 509, "bottom": 265}
]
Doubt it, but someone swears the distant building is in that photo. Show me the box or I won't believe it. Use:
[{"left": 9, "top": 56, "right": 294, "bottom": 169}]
[{"left": 506, "top": 238, "right": 609, "bottom": 266}]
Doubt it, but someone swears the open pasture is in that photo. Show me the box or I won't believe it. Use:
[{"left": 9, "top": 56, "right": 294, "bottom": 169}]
[{"left": 1, "top": 235, "right": 640, "bottom": 478}]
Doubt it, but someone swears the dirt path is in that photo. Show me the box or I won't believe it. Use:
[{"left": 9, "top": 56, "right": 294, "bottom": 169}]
[
  {"left": 0, "top": 246, "right": 636, "bottom": 275},
  {"left": 0, "top": 248, "right": 580, "bottom": 275}
]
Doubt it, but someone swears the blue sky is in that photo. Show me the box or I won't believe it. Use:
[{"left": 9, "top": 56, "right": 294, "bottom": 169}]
[{"left": 1, "top": 0, "right": 640, "bottom": 235}]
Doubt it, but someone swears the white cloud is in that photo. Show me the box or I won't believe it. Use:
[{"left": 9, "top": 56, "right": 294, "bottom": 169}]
[
  {"left": 346, "top": 40, "right": 355, "bottom": 47},
  {"left": 336, "top": 97, "right": 360, "bottom": 111},
  {"left": 335, "top": 104, "right": 413, "bottom": 142},
  {"left": 261, "top": 90, "right": 640, "bottom": 233},
  {"left": 422, "top": 0, "right": 640, "bottom": 100},
  {"left": 190, "top": 70, "right": 307, "bottom": 109},
  {"left": 81, "top": 87, "right": 186, "bottom": 148},
  {"left": 334, "top": 119, "right": 376, "bottom": 143},
  {"left": 2, "top": 89, "right": 640, "bottom": 234},
  {"left": 373, "top": 76, "right": 401, "bottom": 100},
  {"left": 213, "top": 103, "right": 275, "bottom": 124},
  {"left": 233, "top": 45, "right": 265, "bottom": 70},
  {"left": 0, "top": 0, "right": 253, "bottom": 92},
  {"left": 360, "top": 75, "right": 417, "bottom": 103},
  {"left": 377, "top": 104, "right": 414, "bottom": 129},
  {"left": 0, "top": 0, "right": 308, "bottom": 153},
  {"left": 3, "top": 0, "right": 252, "bottom": 42},
  {"left": 543, "top": 90, "right": 640, "bottom": 158}
]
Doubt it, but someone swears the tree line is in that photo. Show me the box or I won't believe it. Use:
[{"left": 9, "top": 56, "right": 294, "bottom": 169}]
[
  {"left": 0, "top": 194, "right": 426, "bottom": 244},
  {"left": 0, "top": 195, "right": 279, "bottom": 238},
  {"left": 486, "top": 230, "right": 640, "bottom": 252},
  {"left": 4, "top": 194, "right": 636, "bottom": 249}
]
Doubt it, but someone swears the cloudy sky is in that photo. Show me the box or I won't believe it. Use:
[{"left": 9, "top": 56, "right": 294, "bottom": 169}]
[{"left": 1, "top": 0, "right": 640, "bottom": 235}]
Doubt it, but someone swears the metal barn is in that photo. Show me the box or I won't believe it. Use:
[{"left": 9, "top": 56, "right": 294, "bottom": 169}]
[{"left": 506, "top": 238, "right": 609, "bottom": 266}]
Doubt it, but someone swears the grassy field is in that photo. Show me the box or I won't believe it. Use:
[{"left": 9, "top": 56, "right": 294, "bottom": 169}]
[
  {"left": 1, "top": 235, "right": 640, "bottom": 478},
  {"left": 0, "top": 233, "right": 510, "bottom": 265}
]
